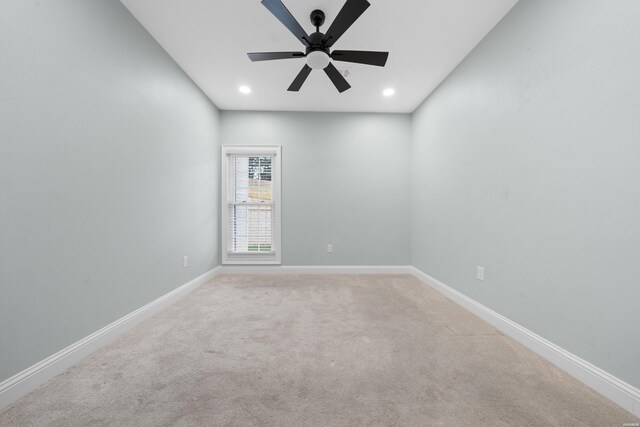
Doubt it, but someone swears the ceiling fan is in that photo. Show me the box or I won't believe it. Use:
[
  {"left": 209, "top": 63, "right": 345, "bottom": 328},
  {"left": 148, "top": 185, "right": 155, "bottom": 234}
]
[{"left": 247, "top": 0, "right": 389, "bottom": 93}]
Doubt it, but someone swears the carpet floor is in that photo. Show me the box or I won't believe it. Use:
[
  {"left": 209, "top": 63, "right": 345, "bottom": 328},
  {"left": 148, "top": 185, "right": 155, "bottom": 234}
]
[{"left": 0, "top": 274, "right": 636, "bottom": 426}]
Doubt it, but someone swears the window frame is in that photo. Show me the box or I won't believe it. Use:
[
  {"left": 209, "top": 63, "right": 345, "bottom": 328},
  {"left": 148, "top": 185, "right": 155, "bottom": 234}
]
[{"left": 221, "top": 145, "right": 282, "bottom": 265}]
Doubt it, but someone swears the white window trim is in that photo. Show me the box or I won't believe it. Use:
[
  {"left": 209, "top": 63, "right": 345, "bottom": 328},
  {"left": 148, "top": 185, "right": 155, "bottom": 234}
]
[{"left": 221, "top": 145, "right": 282, "bottom": 265}]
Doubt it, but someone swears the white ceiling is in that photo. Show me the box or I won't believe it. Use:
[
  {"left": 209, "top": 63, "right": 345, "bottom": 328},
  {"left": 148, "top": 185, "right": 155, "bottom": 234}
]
[{"left": 121, "top": 0, "right": 518, "bottom": 113}]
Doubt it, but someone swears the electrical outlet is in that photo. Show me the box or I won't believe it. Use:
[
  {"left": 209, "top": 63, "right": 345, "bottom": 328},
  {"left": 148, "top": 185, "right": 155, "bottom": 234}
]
[
  {"left": 183, "top": 256, "right": 188, "bottom": 268},
  {"left": 477, "top": 266, "right": 485, "bottom": 281},
  {"left": 327, "top": 244, "right": 333, "bottom": 253}
]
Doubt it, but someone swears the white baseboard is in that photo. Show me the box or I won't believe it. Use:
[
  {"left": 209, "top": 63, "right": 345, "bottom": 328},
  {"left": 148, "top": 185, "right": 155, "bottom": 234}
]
[
  {"left": 218, "top": 265, "right": 412, "bottom": 275},
  {"left": 409, "top": 267, "right": 640, "bottom": 418},
  {"left": 0, "top": 266, "right": 221, "bottom": 412}
]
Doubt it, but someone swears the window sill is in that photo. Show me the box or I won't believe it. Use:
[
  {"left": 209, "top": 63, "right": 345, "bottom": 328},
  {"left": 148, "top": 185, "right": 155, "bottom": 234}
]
[{"left": 222, "top": 253, "right": 281, "bottom": 265}]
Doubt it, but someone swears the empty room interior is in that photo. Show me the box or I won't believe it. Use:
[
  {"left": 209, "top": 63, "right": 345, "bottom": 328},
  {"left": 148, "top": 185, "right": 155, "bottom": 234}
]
[{"left": 1, "top": 0, "right": 639, "bottom": 425}]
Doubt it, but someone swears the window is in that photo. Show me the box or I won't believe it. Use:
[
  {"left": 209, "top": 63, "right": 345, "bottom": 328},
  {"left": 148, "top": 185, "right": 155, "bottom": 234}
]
[{"left": 221, "top": 146, "right": 281, "bottom": 264}]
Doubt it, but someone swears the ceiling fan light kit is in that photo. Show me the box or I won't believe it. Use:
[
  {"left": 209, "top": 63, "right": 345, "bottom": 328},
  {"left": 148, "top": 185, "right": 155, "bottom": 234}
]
[
  {"left": 306, "top": 51, "right": 330, "bottom": 70},
  {"left": 247, "top": 0, "right": 389, "bottom": 93}
]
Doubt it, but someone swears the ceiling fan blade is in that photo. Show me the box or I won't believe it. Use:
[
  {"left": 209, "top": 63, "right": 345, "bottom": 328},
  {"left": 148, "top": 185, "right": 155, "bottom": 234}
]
[
  {"left": 261, "top": 0, "right": 310, "bottom": 46},
  {"left": 330, "top": 50, "right": 388, "bottom": 67},
  {"left": 288, "top": 65, "right": 313, "bottom": 91},
  {"left": 322, "top": 0, "right": 370, "bottom": 48},
  {"left": 324, "top": 63, "right": 351, "bottom": 93},
  {"left": 248, "top": 52, "right": 305, "bottom": 62}
]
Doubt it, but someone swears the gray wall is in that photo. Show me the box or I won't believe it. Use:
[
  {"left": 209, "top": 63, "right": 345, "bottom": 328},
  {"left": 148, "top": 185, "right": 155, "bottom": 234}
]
[
  {"left": 0, "top": 1, "right": 220, "bottom": 382},
  {"left": 221, "top": 111, "right": 411, "bottom": 266},
  {"left": 411, "top": 0, "right": 640, "bottom": 388}
]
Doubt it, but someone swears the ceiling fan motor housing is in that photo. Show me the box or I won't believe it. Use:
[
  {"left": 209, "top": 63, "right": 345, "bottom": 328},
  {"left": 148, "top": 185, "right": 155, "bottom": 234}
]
[{"left": 305, "top": 26, "right": 330, "bottom": 70}]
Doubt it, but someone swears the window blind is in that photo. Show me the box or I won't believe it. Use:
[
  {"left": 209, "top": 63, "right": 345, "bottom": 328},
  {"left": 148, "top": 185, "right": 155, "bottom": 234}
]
[{"left": 227, "top": 155, "right": 274, "bottom": 253}]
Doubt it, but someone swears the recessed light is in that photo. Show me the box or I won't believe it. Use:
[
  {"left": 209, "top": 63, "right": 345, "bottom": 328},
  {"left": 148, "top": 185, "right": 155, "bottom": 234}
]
[
  {"left": 238, "top": 85, "right": 251, "bottom": 94},
  {"left": 382, "top": 88, "right": 395, "bottom": 97}
]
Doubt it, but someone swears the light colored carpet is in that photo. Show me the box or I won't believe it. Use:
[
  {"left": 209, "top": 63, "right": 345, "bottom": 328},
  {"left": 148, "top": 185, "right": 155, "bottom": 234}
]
[{"left": 0, "top": 274, "right": 636, "bottom": 426}]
